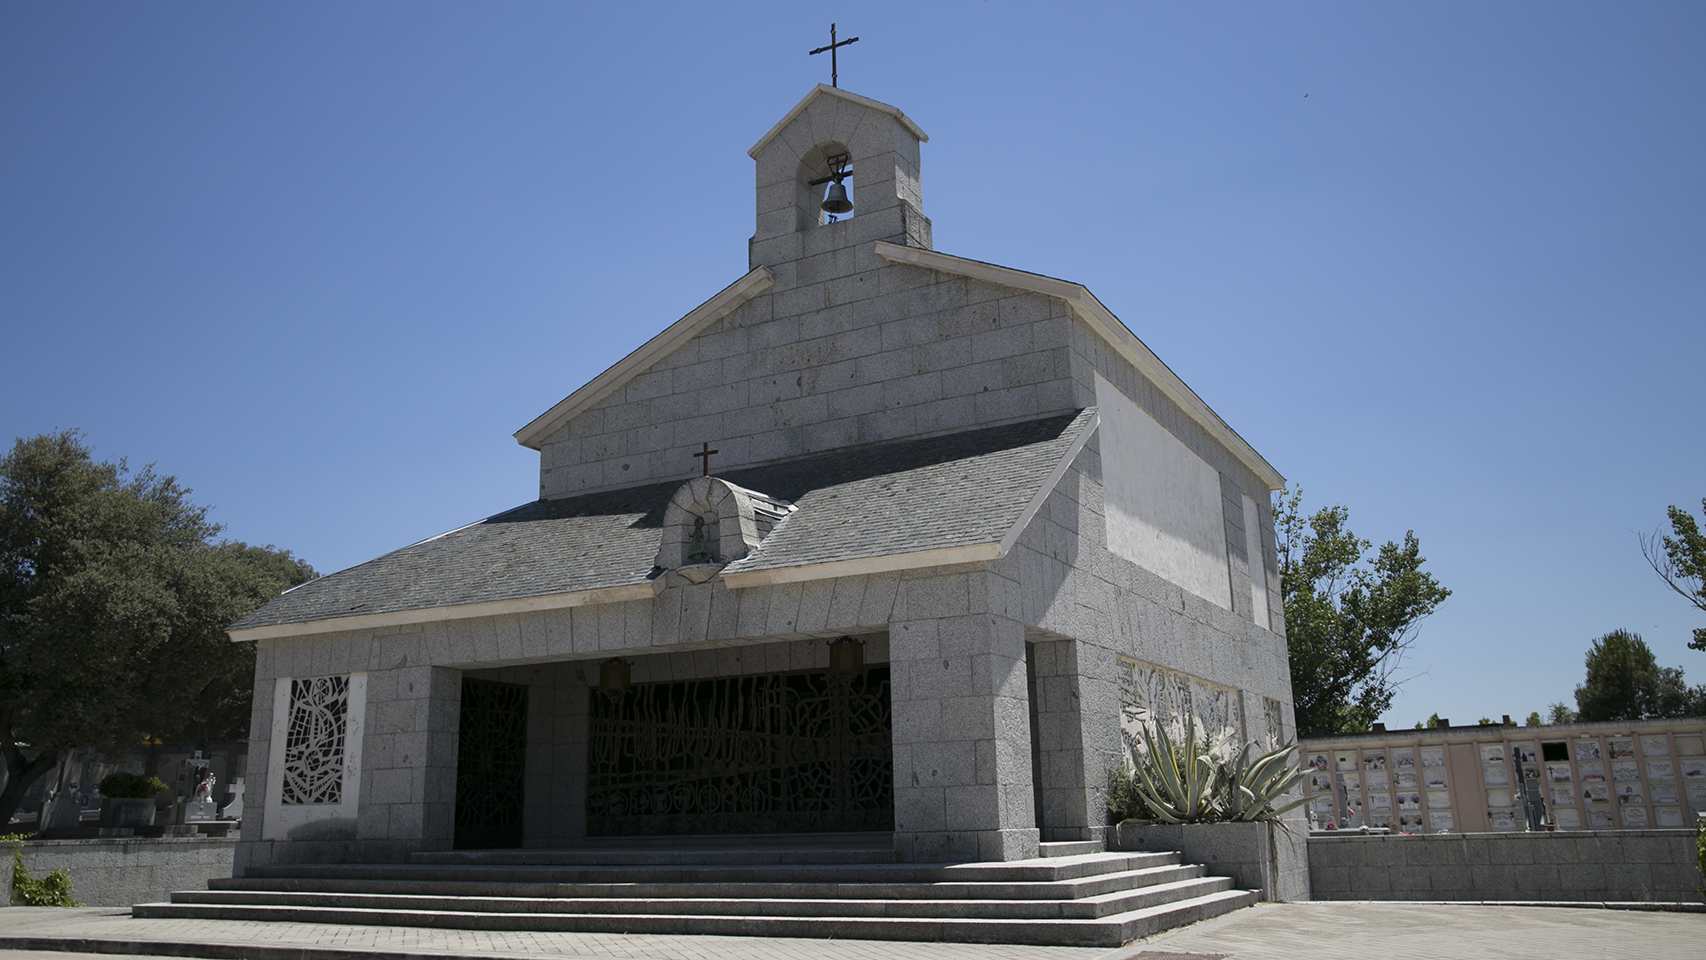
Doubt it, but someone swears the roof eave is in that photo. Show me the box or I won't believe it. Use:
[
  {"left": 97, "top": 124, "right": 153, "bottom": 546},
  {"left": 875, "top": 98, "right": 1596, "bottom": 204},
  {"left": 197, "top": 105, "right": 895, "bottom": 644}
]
[
  {"left": 720, "top": 409, "right": 1100, "bottom": 587},
  {"left": 226, "top": 579, "right": 664, "bottom": 643}
]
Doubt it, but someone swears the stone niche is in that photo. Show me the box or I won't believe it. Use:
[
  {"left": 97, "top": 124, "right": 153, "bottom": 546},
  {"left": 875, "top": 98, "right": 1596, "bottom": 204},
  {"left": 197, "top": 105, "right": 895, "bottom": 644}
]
[{"left": 653, "top": 477, "right": 794, "bottom": 576}]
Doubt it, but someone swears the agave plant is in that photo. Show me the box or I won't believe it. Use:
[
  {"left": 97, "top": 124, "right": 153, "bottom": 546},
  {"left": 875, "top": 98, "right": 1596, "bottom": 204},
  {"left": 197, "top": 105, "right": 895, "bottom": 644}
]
[
  {"left": 1218, "top": 740, "right": 1311, "bottom": 822},
  {"left": 1106, "top": 714, "right": 1308, "bottom": 825},
  {"left": 1110, "top": 713, "right": 1222, "bottom": 823}
]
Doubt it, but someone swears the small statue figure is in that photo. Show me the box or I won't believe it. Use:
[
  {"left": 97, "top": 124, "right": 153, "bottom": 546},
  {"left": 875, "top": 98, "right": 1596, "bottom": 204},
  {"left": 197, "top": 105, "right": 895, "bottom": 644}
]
[
  {"left": 686, "top": 515, "right": 713, "bottom": 565},
  {"left": 195, "top": 774, "right": 216, "bottom": 803}
]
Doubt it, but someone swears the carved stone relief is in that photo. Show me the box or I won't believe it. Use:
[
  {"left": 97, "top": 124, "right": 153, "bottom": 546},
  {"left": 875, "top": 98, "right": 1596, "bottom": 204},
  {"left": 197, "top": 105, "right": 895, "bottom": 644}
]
[
  {"left": 1116, "top": 655, "right": 1245, "bottom": 759},
  {"left": 1263, "top": 696, "right": 1286, "bottom": 750}
]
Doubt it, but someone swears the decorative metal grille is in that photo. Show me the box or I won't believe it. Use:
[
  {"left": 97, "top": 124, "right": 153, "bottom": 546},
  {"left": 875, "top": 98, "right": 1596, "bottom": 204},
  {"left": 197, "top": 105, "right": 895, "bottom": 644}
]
[
  {"left": 280, "top": 675, "right": 350, "bottom": 806},
  {"left": 587, "top": 667, "right": 893, "bottom": 836},
  {"left": 454, "top": 678, "right": 529, "bottom": 849}
]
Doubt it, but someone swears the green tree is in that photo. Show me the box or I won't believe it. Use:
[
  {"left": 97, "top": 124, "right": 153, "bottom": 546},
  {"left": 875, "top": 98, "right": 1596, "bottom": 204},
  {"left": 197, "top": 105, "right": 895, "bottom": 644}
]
[
  {"left": 1524, "top": 711, "right": 1542, "bottom": 727},
  {"left": 1546, "top": 701, "right": 1578, "bottom": 724},
  {"left": 0, "top": 431, "right": 314, "bottom": 823},
  {"left": 1574, "top": 629, "right": 1706, "bottom": 721},
  {"left": 1641, "top": 497, "right": 1706, "bottom": 652},
  {"left": 1277, "top": 489, "right": 1452, "bottom": 736}
]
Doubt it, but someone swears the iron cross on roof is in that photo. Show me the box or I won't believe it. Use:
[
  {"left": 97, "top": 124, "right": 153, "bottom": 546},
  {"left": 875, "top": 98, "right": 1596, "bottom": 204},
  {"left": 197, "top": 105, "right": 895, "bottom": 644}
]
[
  {"left": 692, "top": 442, "right": 718, "bottom": 477},
  {"left": 809, "top": 23, "right": 859, "bottom": 88}
]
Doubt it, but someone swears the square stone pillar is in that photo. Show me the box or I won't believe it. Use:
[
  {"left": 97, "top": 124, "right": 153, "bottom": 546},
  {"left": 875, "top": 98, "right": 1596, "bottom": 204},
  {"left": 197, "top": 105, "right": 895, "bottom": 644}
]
[
  {"left": 367, "top": 664, "right": 462, "bottom": 852},
  {"left": 1028, "top": 637, "right": 1108, "bottom": 844},
  {"left": 889, "top": 612, "right": 1039, "bottom": 862}
]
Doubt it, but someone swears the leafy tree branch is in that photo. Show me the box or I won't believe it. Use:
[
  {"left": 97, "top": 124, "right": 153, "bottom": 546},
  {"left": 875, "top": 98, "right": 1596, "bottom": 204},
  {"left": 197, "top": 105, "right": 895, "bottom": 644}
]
[
  {"left": 0, "top": 431, "right": 314, "bottom": 824},
  {"left": 1640, "top": 497, "right": 1706, "bottom": 652},
  {"left": 1574, "top": 629, "right": 1706, "bottom": 721},
  {"left": 1278, "top": 488, "right": 1451, "bottom": 736}
]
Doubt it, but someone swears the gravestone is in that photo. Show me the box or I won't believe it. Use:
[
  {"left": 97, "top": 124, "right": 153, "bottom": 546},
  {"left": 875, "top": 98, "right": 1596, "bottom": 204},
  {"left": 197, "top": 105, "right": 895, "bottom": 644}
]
[{"left": 221, "top": 777, "right": 244, "bottom": 820}]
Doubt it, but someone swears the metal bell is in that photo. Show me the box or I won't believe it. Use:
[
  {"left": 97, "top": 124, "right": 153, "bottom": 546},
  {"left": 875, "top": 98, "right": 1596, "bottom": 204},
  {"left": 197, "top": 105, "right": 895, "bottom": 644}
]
[{"left": 821, "top": 179, "right": 852, "bottom": 215}]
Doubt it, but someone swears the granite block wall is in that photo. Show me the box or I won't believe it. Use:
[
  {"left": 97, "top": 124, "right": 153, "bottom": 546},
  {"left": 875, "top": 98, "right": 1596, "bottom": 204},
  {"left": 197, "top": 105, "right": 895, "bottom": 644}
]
[
  {"left": 538, "top": 260, "right": 1087, "bottom": 499},
  {"left": 1308, "top": 831, "right": 1704, "bottom": 903},
  {"left": 1112, "top": 821, "right": 1311, "bottom": 902},
  {"left": 990, "top": 433, "right": 1300, "bottom": 845},
  {"left": 6, "top": 838, "right": 235, "bottom": 907}
]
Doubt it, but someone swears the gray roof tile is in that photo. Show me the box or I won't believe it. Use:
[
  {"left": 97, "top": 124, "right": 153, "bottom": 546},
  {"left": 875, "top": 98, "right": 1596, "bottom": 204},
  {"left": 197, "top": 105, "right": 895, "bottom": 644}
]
[{"left": 230, "top": 410, "right": 1092, "bottom": 633}]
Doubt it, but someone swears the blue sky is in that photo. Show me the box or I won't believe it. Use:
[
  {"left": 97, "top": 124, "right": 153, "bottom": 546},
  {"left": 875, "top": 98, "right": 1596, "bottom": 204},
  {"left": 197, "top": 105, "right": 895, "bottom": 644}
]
[{"left": 3, "top": 3, "right": 1702, "bottom": 729}]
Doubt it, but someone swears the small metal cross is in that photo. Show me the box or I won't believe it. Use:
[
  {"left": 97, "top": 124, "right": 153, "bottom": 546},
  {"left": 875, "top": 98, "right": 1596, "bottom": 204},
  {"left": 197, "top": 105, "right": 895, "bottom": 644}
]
[
  {"left": 809, "top": 23, "right": 859, "bottom": 88},
  {"left": 692, "top": 442, "right": 718, "bottom": 477}
]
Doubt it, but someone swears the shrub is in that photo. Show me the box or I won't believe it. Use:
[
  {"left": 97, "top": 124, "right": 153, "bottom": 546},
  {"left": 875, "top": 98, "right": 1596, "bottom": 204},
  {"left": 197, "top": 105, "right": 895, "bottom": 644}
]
[
  {"left": 1107, "top": 712, "right": 1309, "bottom": 824},
  {"left": 10, "top": 848, "right": 80, "bottom": 907},
  {"left": 97, "top": 772, "right": 167, "bottom": 799},
  {"left": 1696, "top": 814, "right": 1704, "bottom": 898}
]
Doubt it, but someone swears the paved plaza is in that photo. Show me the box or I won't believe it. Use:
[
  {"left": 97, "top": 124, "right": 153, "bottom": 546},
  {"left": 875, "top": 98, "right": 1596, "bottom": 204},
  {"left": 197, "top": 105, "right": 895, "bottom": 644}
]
[{"left": 0, "top": 902, "right": 1699, "bottom": 960}]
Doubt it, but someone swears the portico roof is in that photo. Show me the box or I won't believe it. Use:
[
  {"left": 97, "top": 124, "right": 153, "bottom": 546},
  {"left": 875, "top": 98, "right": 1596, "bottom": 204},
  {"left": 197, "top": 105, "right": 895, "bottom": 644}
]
[{"left": 228, "top": 410, "right": 1097, "bottom": 642}]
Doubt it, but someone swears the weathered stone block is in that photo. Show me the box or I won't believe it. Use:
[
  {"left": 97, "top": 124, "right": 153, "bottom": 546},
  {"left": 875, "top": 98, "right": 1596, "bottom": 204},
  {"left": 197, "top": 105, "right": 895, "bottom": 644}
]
[{"left": 1112, "top": 821, "right": 1311, "bottom": 902}]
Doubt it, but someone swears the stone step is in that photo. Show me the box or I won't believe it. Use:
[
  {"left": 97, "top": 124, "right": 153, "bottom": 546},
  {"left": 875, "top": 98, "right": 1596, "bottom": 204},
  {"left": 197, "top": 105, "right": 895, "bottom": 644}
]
[
  {"left": 1037, "top": 840, "right": 1104, "bottom": 857},
  {"left": 1102, "top": 887, "right": 1261, "bottom": 943},
  {"left": 132, "top": 887, "right": 1260, "bottom": 947},
  {"left": 209, "top": 861, "right": 1206, "bottom": 902},
  {"left": 168, "top": 875, "right": 1232, "bottom": 921},
  {"left": 245, "top": 851, "right": 1179, "bottom": 886},
  {"left": 411, "top": 846, "right": 900, "bottom": 866},
  {"left": 579, "top": 831, "right": 892, "bottom": 849}
]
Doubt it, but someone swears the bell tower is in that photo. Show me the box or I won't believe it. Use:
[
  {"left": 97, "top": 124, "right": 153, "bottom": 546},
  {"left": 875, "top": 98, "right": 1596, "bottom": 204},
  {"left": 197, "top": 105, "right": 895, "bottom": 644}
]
[{"left": 747, "top": 85, "right": 931, "bottom": 270}]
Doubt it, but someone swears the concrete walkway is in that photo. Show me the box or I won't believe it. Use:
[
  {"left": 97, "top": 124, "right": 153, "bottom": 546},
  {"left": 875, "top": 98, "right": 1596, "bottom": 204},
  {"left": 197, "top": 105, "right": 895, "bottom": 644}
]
[{"left": 0, "top": 901, "right": 1698, "bottom": 960}]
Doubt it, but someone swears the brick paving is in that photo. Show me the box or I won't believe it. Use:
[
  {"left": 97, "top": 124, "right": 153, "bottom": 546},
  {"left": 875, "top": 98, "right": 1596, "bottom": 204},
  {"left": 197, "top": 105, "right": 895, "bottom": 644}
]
[
  {"left": 1133, "top": 901, "right": 1705, "bottom": 959},
  {"left": 0, "top": 902, "right": 1700, "bottom": 960},
  {"left": 0, "top": 908, "right": 1105, "bottom": 960}
]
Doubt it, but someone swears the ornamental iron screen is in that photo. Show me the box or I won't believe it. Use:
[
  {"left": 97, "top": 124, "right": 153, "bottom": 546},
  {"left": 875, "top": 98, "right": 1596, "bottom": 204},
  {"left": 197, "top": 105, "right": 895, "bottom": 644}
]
[
  {"left": 454, "top": 678, "right": 529, "bottom": 849},
  {"left": 587, "top": 667, "right": 893, "bottom": 836},
  {"left": 281, "top": 675, "right": 350, "bottom": 806}
]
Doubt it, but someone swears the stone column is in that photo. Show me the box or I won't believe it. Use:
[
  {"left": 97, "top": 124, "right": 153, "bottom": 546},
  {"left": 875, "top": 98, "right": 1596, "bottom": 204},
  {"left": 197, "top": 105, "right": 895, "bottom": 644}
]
[
  {"left": 373, "top": 664, "right": 462, "bottom": 853},
  {"left": 1029, "top": 636, "right": 1102, "bottom": 843},
  {"left": 889, "top": 609, "right": 1039, "bottom": 862}
]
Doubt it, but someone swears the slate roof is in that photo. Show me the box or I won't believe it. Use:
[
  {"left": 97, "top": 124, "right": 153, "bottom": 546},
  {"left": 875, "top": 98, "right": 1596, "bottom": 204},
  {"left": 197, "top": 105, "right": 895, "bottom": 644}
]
[{"left": 229, "top": 410, "right": 1094, "bottom": 634}]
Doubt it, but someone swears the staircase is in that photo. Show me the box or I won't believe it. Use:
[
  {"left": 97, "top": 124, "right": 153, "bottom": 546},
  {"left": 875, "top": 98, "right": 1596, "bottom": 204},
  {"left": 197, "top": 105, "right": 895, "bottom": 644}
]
[{"left": 133, "top": 837, "right": 1259, "bottom": 948}]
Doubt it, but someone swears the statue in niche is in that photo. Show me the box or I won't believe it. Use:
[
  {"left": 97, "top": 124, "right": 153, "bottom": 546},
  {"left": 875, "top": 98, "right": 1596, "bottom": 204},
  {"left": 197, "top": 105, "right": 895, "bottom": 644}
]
[{"left": 686, "top": 515, "right": 714, "bottom": 565}]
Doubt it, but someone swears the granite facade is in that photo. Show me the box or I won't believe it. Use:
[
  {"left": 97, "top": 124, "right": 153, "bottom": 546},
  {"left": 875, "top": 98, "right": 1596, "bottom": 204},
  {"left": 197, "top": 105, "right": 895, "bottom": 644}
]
[{"left": 232, "top": 85, "right": 1295, "bottom": 873}]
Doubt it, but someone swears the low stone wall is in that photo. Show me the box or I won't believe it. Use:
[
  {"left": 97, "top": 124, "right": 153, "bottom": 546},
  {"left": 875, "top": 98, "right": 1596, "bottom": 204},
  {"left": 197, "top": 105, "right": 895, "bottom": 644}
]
[
  {"left": 4, "top": 837, "right": 235, "bottom": 907},
  {"left": 1110, "top": 820, "right": 1312, "bottom": 901},
  {"left": 1308, "top": 830, "right": 1703, "bottom": 903}
]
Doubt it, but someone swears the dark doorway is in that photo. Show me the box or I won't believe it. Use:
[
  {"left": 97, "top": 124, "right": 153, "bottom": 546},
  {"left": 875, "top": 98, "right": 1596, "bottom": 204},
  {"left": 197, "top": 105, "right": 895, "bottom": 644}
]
[
  {"left": 586, "top": 667, "right": 893, "bottom": 836},
  {"left": 453, "top": 678, "right": 528, "bottom": 849}
]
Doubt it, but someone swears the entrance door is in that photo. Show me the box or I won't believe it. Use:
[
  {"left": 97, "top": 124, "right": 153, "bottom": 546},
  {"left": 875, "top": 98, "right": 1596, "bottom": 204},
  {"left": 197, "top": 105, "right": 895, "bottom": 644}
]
[
  {"left": 453, "top": 678, "right": 528, "bottom": 849},
  {"left": 587, "top": 667, "right": 893, "bottom": 836}
]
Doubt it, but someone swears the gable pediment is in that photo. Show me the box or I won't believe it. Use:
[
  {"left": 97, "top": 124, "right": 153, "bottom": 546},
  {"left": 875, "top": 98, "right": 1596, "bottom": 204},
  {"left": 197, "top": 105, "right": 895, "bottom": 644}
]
[
  {"left": 748, "top": 84, "right": 928, "bottom": 160},
  {"left": 513, "top": 266, "right": 772, "bottom": 450}
]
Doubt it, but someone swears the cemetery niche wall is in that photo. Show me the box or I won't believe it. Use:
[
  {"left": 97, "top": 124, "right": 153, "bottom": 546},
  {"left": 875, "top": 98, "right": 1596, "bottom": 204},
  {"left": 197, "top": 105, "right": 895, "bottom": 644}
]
[
  {"left": 223, "top": 85, "right": 1297, "bottom": 871},
  {"left": 1299, "top": 717, "right": 1706, "bottom": 833}
]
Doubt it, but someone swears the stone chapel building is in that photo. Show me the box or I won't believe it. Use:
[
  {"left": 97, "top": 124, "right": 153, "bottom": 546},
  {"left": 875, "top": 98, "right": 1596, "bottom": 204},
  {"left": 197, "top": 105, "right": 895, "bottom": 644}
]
[{"left": 227, "top": 85, "right": 1295, "bottom": 873}]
